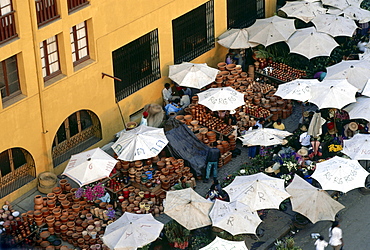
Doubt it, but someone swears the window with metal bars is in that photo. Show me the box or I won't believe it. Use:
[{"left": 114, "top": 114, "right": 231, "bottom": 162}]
[
  {"left": 0, "top": 147, "right": 36, "bottom": 198},
  {"left": 0, "top": 55, "right": 21, "bottom": 102},
  {"left": 172, "top": 1, "right": 215, "bottom": 64},
  {"left": 227, "top": 0, "right": 265, "bottom": 29},
  {"left": 112, "top": 29, "right": 160, "bottom": 101},
  {"left": 70, "top": 21, "right": 89, "bottom": 66},
  {"left": 40, "top": 35, "right": 61, "bottom": 81},
  {"left": 52, "top": 110, "right": 102, "bottom": 167}
]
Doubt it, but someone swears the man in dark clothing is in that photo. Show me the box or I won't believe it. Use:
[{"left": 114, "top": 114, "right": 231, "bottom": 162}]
[{"left": 204, "top": 142, "right": 221, "bottom": 183}]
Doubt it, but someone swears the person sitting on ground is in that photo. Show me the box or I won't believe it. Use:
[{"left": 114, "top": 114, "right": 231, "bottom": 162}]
[
  {"left": 172, "top": 176, "right": 191, "bottom": 190},
  {"left": 164, "top": 98, "right": 182, "bottom": 116},
  {"left": 139, "top": 111, "right": 149, "bottom": 126},
  {"left": 178, "top": 90, "right": 190, "bottom": 108},
  {"left": 273, "top": 118, "right": 285, "bottom": 130},
  {"left": 206, "top": 184, "right": 220, "bottom": 202}
]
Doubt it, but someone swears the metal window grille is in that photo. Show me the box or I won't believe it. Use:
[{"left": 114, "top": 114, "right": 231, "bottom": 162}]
[
  {"left": 52, "top": 110, "right": 102, "bottom": 167},
  {"left": 112, "top": 29, "right": 161, "bottom": 101},
  {"left": 0, "top": 148, "right": 36, "bottom": 198},
  {"left": 227, "top": 0, "right": 264, "bottom": 29},
  {"left": 257, "top": 0, "right": 265, "bottom": 18},
  {"left": 172, "top": 0, "right": 215, "bottom": 64}
]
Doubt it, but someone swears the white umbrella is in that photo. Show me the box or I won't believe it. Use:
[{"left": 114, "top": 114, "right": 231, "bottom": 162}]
[
  {"left": 321, "top": 0, "right": 363, "bottom": 10},
  {"left": 224, "top": 173, "right": 291, "bottom": 211},
  {"left": 209, "top": 199, "right": 262, "bottom": 235},
  {"left": 164, "top": 188, "right": 213, "bottom": 230},
  {"left": 311, "top": 156, "right": 370, "bottom": 193},
  {"left": 197, "top": 87, "right": 245, "bottom": 111},
  {"left": 342, "top": 134, "right": 370, "bottom": 160},
  {"left": 200, "top": 236, "right": 248, "bottom": 250},
  {"left": 217, "top": 29, "right": 259, "bottom": 49},
  {"left": 343, "top": 96, "right": 370, "bottom": 121},
  {"left": 111, "top": 125, "right": 168, "bottom": 161},
  {"left": 168, "top": 62, "right": 219, "bottom": 89},
  {"left": 286, "top": 27, "right": 339, "bottom": 59},
  {"left": 308, "top": 79, "right": 357, "bottom": 109},
  {"left": 102, "top": 212, "right": 164, "bottom": 250},
  {"left": 246, "top": 16, "right": 296, "bottom": 47},
  {"left": 342, "top": 5, "right": 370, "bottom": 23},
  {"left": 286, "top": 175, "right": 345, "bottom": 224},
  {"left": 274, "top": 79, "right": 319, "bottom": 102},
  {"left": 62, "top": 148, "right": 118, "bottom": 187},
  {"left": 238, "top": 128, "right": 292, "bottom": 146},
  {"left": 360, "top": 80, "right": 370, "bottom": 97},
  {"left": 311, "top": 14, "right": 358, "bottom": 37},
  {"left": 359, "top": 50, "right": 370, "bottom": 61},
  {"left": 326, "top": 60, "right": 370, "bottom": 91},
  {"left": 279, "top": 1, "right": 327, "bottom": 23}
]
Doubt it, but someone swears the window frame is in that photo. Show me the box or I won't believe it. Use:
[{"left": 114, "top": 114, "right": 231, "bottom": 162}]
[
  {"left": 0, "top": 55, "right": 21, "bottom": 102},
  {"left": 172, "top": 0, "right": 215, "bottom": 64},
  {"left": 227, "top": 0, "right": 265, "bottom": 29},
  {"left": 40, "top": 35, "right": 61, "bottom": 81},
  {"left": 70, "top": 21, "right": 90, "bottom": 66},
  {"left": 112, "top": 29, "right": 161, "bottom": 101}
]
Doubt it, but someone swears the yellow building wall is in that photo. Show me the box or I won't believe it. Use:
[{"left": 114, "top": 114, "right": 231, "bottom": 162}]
[{"left": 0, "top": 0, "right": 276, "bottom": 203}]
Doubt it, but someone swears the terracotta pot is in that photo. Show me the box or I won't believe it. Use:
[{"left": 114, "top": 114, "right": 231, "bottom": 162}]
[
  {"left": 34, "top": 210, "right": 43, "bottom": 218},
  {"left": 61, "top": 200, "right": 70, "bottom": 209},
  {"left": 34, "top": 195, "right": 43, "bottom": 205},
  {"left": 40, "top": 241, "right": 51, "bottom": 248},
  {"left": 58, "top": 194, "right": 67, "bottom": 202},
  {"left": 72, "top": 204, "right": 81, "bottom": 213},
  {"left": 64, "top": 183, "right": 72, "bottom": 192},
  {"left": 52, "top": 186, "right": 62, "bottom": 195},
  {"left": 47, "top": 200, "right": 56, "bottom": 208},
  {"left": 67, "top": 221, "right": 75, "bottom": 229},
  {"left": 34, "top": 203, "right": 43, "bottom": 211}
]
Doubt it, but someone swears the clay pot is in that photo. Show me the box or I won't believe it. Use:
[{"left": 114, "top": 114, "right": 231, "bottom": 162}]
[
  {"left": 61, "top": 200, "right": 70, "bottom": 209},
  {"left": 40, "top": 241, "right": 51, "bottom": 248},
  {"left": 47, "top": 200, "right": 56, "bottom": 208},
  {"left": 34, "top": 195, "right": 43, "bottom": 205},
  {"left": 64, "top": 183, "right": 72, "bottom": 192},
  {"left": 34, "top": 203, "right": 43, "bottom": 211},
  {"left": 72, "top": 204, "right": 81, "bottom": 213},
  {"left": 40, "top": 231, "right": 51, "bottom": 240},
  {"left": 52, "top": 186, "right": 62, "bottom": 195}
]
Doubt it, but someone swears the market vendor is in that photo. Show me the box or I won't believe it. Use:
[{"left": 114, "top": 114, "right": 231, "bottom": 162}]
[
  {"left": 273, "top": 119, "right": 285, "bottom": 130},
  {"left": 172, "top": 176, "right": 191, "bottom": 190}
]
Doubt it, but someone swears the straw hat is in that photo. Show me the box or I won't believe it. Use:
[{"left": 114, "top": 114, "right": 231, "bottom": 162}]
[
  {"left": 281, "top": 139, "right": 288, "bottom": 146},
  {"left": 297, "top": 147, "right": 308, "bottom": 157},
  {"left": 264, "top": 167, "right": 280, "bottom": 174},
  {"left": 230, "top": 110, "right": 236, "bottom": 115},
  {"left": 349, "top": 122, "right": 358, "bottom": 131},
  {"left": 303, "top": 111, "right": 310, "bottom": 118}
]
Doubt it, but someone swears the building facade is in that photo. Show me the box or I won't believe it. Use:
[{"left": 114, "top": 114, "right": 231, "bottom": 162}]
[{"left": 0, "top": 0, "right": 276, "bottom": 202}]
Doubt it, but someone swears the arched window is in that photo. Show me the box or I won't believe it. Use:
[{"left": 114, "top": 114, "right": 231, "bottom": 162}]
[
  {"left": 52, "top": 110, "right": 102, "bottom": 167},
  {"left": 0, "top": 147, "right": 36, "bottom": 198}
]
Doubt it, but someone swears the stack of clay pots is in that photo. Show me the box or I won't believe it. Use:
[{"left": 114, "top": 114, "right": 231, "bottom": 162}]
[
  {"left": 0, "top": 201, "right": 36, "bottom": 248},
  {"left": 228, "top": 135, "right": 237, "bottom": 151},
  {"left": 185, "top": 104, "right": 234, "bottom": 135},
  {"left": 28, "top": 179, "right": 112, "bottom": 250}
]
